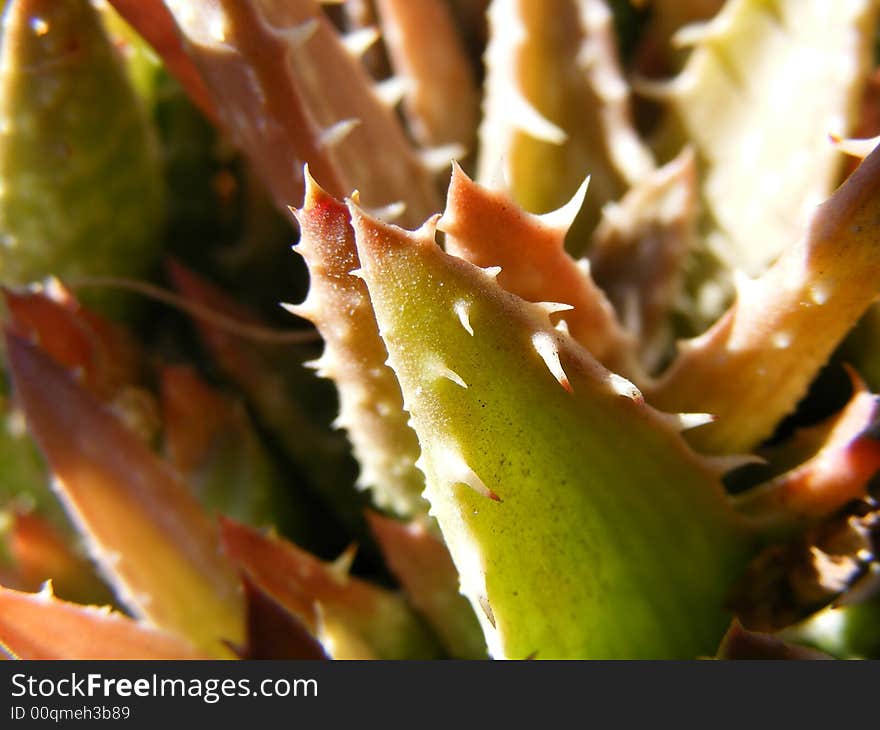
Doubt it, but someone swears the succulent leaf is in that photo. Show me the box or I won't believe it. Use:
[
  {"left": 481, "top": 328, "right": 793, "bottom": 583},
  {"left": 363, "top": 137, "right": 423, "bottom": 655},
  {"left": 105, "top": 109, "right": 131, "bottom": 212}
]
[
  {"left": 366, "top": 510, "right": 486, "bottom": 659},
  {"left": 0, "top": 0, "right": 165, "bottom": 310},
  {"left": 478, "top": 0, "right": 653, "bottom": 248},
  {"left": 650, "top": 146, "right": 880, "bottom": 455},
  {"left": 4, "top": 333, "right": 243, "bottom": 657},
  {"left": 0, "top": 583, "right": 206, "bottom": 660},
  {"left": 162, "top": 0, "right": 439, "bottom": 226},
  {"left": 734, "top": 374, "right": 880, "bottom": 533},
  {"left": 374, "top": 0, "right": 480, "bottom": 150},
  {"left": 220, "top": 518, "right": 443, "bottom": 660},
  {"left": 347, "top": 200, "right": 755, "bottom": 659},
  {"left": 235, "top": 575, "right": 329, "bottom": 660},
  {"left": 439, "top": 163, "right": 641, "bottom": 378},
  {"left": 290, "top": 173, "right": 427, "bottom": 518},
  {"left": 648, "top": 0, "right": 878, "bottom": 321}
]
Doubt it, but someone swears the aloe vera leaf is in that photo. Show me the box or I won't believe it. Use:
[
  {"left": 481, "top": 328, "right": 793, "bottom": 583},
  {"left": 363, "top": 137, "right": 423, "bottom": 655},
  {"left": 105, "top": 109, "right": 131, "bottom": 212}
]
[
  {"left": 374, "top": 0, "right": 479, "bottom": 150},
  {"left": 0, "top": 584, "right": 206, "bottom": 659},
  {"left": 162, "top": 0, "right": 439, "bottom": 226},
  {"left": 439, "top": 163, "right": 641, "bottom": 379},
  {"left": 477, "top": 0, "right": 653, "bottom": 248},
  {"left": 4, "top": 333, "right": 243, "bottom": 657},
  {"left": 589, "top": 148, "right": 698, "bottom": 372},
  {"left": 646, "top": 0, "right": 877, "bottom": 323},
  {"left": 220, "top": 518, "right": 443, "bottom": 660},
  {"left": 347, "top": 200, "right": 755, "bottom": 659},
  {"left": 289, "top": 173, "right": 427, "bottom": 518},
  {"left": 0, "top": 0, "right": 165, "bottom": 310},
  {"left": 734, "top": 375, "right": 880, "bottom": 533},
  {"left": 366, "top": 510, "right": 486, "bottom": 659},
  {"left": 649, "top": 146, "right": 880, "bottom": 455}
]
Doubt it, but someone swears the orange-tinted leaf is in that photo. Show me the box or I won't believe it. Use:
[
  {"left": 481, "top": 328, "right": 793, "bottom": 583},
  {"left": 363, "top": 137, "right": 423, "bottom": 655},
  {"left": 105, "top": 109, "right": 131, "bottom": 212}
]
[
  {"left": 220, "top": 518, "right": 441, "bottom": 659},
  {"left": 0, "top": 584, "right": 206, "bottom": 660},
  {"left": 7, "top": 510, "right": 111, "bottom": 606},
  {"left": 366, "top": 511, "right": 485, "bottom": 658},
  {"left": 735, "top": 374, "right": 880, "bottom": 531},
  {"left": 4, "top": 284, "right": 142, "bottom": 402},
  {"left": 4, "top": 333, "right": 243, "bottom": 657}
]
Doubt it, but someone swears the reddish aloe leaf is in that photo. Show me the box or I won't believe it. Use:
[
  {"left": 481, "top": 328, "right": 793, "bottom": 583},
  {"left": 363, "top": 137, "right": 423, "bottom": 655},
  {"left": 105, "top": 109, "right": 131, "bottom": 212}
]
[
  {"left": 735, "top": 374, "right": 880, "bottom": 532},
  {"left": 290, "top": 174, "right": 427, "bottom": 517},
  {"left": 374, "top": 0, "right": 479, "bottom": 149},
  {"left": 220, "top": 518, "right": 442, "bottom": 659},
  {"left": 366, "top": 511, "right": 486, "bottom": 659},
  {"left": 4, "top": 333, "right": 243, "bottom": 657},
  {"left": 6, "top": 510, "right": 111, "bottom": 607},
  {"left": 0, "top": 584, "right": 206, "bottom": 660},
  {"left": 649, "top": 145, "right": 880, "bottom": 454},
  {"left": 233, "top": 575, "right": 329, "bottom": 660},
  {"left": 439, "top": 163, "right": 641, "bottom": 378},
  {"left": 3, "top": 283, "right": 144, "bottom": 401},
  {"left": 163, "top": 0, "right": 439, "bottom": 225}
]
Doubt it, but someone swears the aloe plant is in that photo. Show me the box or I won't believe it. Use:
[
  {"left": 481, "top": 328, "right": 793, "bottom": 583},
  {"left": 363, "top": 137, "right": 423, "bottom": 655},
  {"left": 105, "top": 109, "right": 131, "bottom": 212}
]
[{"left": 1, "top": 0, "right": 880, "bottom": 661}]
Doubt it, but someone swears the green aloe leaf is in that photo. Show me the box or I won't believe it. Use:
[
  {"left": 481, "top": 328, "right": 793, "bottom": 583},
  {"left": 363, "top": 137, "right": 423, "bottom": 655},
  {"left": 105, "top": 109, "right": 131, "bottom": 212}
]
[
  {"left": 347, "top": 199, "right": 756, "bottom": 659},
  {"left": 0, "top": 0, "right": 165, "bottom": 311}
]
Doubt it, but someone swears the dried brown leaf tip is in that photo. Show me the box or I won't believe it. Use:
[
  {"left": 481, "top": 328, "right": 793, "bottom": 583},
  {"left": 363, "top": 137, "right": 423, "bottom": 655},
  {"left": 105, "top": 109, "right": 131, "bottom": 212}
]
[
  {"left": 729, "top": 496, "right": 879, "bottom": 633},
  {"left": 231, "top": 575, "right": 329, "bottom": 661}
]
